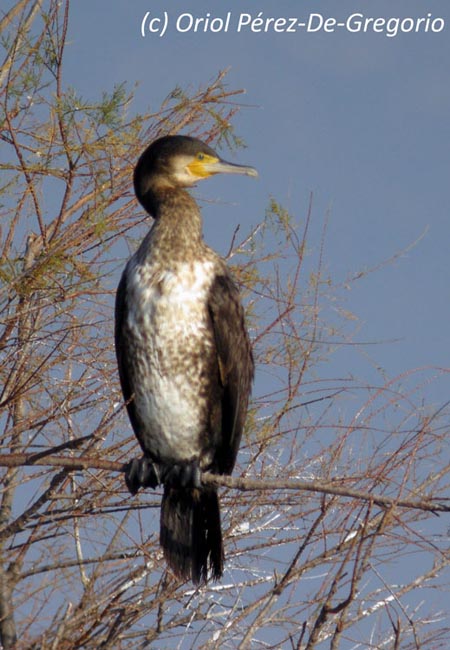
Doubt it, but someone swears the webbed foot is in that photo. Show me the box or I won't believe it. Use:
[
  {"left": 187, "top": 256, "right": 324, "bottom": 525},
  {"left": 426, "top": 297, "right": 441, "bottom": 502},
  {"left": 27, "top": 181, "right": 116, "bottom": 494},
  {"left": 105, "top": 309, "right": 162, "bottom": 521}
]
[
  {"left": 125, "top": 457, "right": 161, "bottom": 495},
  {"left": 162, "top": 459, "right": 202, "bottom": 489}
]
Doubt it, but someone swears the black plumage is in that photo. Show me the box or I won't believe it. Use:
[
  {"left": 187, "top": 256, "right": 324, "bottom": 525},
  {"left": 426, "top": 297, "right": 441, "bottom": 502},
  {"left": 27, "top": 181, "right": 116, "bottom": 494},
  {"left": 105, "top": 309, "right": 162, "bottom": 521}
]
[{"left": 115, "top": 135, "right": 256, "bottom": 583}]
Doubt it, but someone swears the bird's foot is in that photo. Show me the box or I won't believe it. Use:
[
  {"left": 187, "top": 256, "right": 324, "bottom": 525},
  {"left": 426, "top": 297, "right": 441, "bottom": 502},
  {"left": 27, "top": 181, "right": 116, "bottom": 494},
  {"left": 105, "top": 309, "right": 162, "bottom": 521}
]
[
  {"left": 125, "top": 456, "right": 162, "bottom": 495},
  {"left": 162, "top": 459, "right": 202, "bottom": 489}
]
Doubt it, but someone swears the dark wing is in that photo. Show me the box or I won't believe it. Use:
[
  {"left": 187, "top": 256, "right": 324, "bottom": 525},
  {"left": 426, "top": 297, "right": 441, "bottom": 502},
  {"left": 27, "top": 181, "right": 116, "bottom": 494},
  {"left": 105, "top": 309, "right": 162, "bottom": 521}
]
[
  {"left": 207, "top": 273, "right": 254, "bottom": 475},
  {"left": 114, "top": 270, "right": 142, "bottom": 440}
]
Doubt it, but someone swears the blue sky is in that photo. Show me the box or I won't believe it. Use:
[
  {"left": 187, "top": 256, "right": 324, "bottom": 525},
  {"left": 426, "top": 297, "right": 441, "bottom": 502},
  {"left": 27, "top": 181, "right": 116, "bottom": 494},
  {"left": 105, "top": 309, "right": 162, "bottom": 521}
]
[{"left": 63, "top": 0, "right": 449, "bottom": 401}]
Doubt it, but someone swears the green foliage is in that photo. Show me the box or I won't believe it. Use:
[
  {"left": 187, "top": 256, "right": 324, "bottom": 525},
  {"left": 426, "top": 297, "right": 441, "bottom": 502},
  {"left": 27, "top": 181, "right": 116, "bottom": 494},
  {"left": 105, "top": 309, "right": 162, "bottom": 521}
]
[{"left": 97, "top": 83, "right": 130, "bottom": 128}]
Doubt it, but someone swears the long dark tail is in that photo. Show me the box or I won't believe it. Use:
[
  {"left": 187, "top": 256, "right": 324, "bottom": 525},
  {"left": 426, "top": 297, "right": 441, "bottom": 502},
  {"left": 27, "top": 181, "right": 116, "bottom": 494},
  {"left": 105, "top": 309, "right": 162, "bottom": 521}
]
[{"left": 160, "top": 486, "right": 224, "bottom": 584}]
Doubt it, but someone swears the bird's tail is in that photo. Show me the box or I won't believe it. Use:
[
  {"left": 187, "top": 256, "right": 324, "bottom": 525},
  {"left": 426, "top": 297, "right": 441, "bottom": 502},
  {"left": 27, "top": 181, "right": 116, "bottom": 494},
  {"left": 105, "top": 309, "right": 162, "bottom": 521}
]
[{"left": 160, "top": 485, "right": 224, "bottom": 584}]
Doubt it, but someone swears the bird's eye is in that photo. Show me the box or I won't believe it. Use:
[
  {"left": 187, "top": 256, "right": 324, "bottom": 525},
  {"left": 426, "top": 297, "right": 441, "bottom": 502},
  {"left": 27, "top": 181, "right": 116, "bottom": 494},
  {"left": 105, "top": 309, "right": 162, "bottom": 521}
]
[{"left": 197, "top": 153, "right": 205, "bottom": 161}]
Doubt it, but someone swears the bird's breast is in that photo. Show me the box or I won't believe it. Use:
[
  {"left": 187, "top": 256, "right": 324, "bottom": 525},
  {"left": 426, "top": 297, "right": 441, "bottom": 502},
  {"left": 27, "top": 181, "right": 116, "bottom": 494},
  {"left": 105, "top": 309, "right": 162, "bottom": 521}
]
[
  {"left": 127, "top": 258, "right": 215, "bottom": 337},
  {"left": 124, "top": 258, "right": 217, "bottom": 464}
]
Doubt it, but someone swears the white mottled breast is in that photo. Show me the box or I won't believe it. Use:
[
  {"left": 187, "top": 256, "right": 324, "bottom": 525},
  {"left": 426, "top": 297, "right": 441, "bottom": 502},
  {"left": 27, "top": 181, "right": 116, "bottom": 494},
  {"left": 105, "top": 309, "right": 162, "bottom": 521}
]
[{"left": 125, "top": 258, "right": 216, "bottom": 464}]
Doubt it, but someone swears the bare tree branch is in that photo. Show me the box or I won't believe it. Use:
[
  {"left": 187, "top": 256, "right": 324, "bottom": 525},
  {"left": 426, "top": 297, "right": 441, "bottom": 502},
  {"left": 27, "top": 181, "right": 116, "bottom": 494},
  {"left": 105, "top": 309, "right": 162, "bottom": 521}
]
[{"left": 0, "top": 453, "right": 447, "bottom": 513}]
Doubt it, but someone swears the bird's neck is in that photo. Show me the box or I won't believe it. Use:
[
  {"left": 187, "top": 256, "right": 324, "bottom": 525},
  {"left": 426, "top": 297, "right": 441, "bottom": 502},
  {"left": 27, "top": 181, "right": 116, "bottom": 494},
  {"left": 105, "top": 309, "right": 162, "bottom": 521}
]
[{"left": 138, "top": 187, "right": 205, "bottom": 264}]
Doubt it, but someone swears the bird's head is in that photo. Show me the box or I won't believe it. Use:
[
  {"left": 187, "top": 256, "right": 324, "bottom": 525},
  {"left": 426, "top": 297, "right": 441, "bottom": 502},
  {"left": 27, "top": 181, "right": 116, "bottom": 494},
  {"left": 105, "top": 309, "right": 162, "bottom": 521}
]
[{"left": 134, "top": 135, "right": 257, "bottom": 210}]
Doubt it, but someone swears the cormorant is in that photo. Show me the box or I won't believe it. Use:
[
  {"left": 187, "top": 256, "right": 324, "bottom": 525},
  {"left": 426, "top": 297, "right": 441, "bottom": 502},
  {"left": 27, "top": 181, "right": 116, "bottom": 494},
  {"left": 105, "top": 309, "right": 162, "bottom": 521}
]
[{"left": 115, "top": 135, "right": 256, "bottom": 584}]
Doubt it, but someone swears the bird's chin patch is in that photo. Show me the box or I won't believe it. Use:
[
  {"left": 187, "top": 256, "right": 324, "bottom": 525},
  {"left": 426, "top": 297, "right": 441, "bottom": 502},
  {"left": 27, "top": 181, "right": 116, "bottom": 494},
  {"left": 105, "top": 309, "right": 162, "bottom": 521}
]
[
  {"left": 172, "top": 169, "right": 202, "bottom": 187},
  {"left": 169, "top": 154, "right": 210, "bottom": 186}
]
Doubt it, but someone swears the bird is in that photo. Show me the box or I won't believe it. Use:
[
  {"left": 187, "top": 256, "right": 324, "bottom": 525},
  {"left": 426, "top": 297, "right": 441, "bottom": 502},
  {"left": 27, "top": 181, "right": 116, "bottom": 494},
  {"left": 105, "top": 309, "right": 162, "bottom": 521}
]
[{"left": 114, "top": 135, "right": 256, "bottom": 584}]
